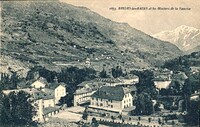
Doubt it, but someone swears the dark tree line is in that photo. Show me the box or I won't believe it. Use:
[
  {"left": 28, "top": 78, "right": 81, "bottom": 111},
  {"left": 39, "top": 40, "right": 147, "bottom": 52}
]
[
  {"left": 0, "top": 91, "right": 36, "bottom": 126},
  {"left": 111, "top": 66, "right": 123, "bottom": 78},
  {"left": 163, "top": 51, "right": 200, "bottom": 72},
  {"left": 99, "top": 65, "right": 124, "bottom": 78},
  {"left": 0, "top": 72, "right": 21, "bottom": 91}
]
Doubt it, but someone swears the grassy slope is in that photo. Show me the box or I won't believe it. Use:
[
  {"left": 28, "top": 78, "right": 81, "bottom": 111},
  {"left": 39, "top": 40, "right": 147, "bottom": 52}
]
[{"left": 1, "top": 1, "right": 182, "bottom": 75}]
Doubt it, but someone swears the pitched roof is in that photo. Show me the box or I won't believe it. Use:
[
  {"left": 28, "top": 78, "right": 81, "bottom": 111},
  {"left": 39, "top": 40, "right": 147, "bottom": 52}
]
[
  {"left": 2, "top": 88, "right": 52, "bottom": 100},
  {"left": 94, "top": 78, "right": 122, "bottom": 83},
  {"left": 43, "top": 106, "right": 60, "bottom": 115},
  {"left": 92, "top": 86, "right": 131, "bottom": 101},
  {"left": 48, "top": 82, "right": 66, "bottom": 90}
]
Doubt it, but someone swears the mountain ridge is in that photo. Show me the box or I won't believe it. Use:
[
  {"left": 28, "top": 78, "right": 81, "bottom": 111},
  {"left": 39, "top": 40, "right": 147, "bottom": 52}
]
[
  {"left": 152, "top": 25, "right": 200, "bottom": 52},
  {"left": 1, "top": 1, "right": 182, "bottom": 76}
]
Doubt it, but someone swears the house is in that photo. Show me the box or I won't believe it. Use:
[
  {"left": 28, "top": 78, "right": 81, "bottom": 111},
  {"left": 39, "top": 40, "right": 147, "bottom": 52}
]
[
  {"left": 41, "top": 88, "right": 55, "bottom": 108},
  {"left": 154, "top": 75, "right": 172, "bottom": 90},
  {"left": 73, "top": 81, "right": 105, "bottom": 106},
  {"left": 119, "top": 74, "right": 139, "bottom": 87},
  {"left": 31, "top": 77, "right": 48, "bottom": 89},
  {"left": 48, "top": 82, "right": 67, "bottom": 104},
  {"left": 54, "top": 84, "right": 67, "bottom": 104},
  {"left": 190, "top": 66, "right": 200, "bottom": 74},
  {"left": 88, "top": 86, "right": 136, "bottom": 116},
  {"left": 95, "top": 78, "right": 122, "bottom": 86}
]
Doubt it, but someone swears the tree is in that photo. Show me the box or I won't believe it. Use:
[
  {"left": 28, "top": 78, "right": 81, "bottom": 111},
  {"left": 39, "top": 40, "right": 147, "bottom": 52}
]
[
  {"left": 111, "top": 66, "right": 123, "bottom": 78},
  {"left": 82, "top": 108, "right": 88, "bottom": 121},
  {"left": 0, "top": 73, "right": 21, "bottom": 90},
  {"left": 132, "top": 70, "right": 157, "bottom": 97},
  {"left": 91, "top": 117, "right": 99, "bottom": 127},
  {"left": 111, "top": 116, "right": 116, "bottom": 122},
  {"left": 0, "top": 91, "right": 36, "bottom": 126},
  {"left": 134, "top": 93, "right": 154, "bottom": 115},
  {"left": 99, "top": 67, "right": 109, "bottom": 78},
  {"left": 154, "top": 103, "right": 161, "bottom": 111}
]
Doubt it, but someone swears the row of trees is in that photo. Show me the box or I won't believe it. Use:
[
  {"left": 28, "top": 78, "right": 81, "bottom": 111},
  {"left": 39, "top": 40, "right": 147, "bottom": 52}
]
[{"left": 99, "top": 66, "right": 124, "bottom": 78}]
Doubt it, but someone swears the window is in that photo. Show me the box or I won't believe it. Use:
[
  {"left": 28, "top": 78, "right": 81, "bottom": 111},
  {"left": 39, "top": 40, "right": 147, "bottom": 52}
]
[
  {"left": 111, "top": 105, "right": 113, "bottom": 108},
  {"left": 101, "top": 99, "right": 102, "bottom": 101},
  {"left": 111, "top": 100, "right": 112, "bottom": 103},
  {"left": 100, "top": 103, "right": 103, "bottom": 106},
  {"left": 92, "top": 97, "right": 94, "bottom": 100}
]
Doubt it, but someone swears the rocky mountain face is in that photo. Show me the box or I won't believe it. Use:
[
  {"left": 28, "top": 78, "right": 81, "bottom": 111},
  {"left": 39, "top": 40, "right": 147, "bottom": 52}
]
[
  {"left": 1, "top": 1, "right": 182, "bottom": 76},
  {"left": 153, "top": 25, "right": 200, "bottom": 52}
]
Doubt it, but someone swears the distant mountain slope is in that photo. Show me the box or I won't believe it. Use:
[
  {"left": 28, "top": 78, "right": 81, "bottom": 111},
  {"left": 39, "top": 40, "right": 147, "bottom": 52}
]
[
  {"left": 1, "top": 1, "right": 182, "bottom": 75},
  {"left": 163, "top": 51, "right": 200, "bottom": 71},
  {"left": 152, "top": 25, "right": 200, "bottom": 52},
  {"left": 186, "top": 45, "right": 200, "bottom": 54}
]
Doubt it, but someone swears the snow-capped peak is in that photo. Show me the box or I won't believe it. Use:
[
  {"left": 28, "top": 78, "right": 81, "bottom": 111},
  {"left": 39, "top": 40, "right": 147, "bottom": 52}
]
[{"left": 152, "top": 25, "right": 200, "bottom": 51}]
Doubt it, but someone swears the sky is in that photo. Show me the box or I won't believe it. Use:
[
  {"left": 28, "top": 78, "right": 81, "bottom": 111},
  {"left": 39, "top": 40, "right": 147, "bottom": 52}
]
[{"left": 59, "top": 0, "right": 200, "bottom": 35}]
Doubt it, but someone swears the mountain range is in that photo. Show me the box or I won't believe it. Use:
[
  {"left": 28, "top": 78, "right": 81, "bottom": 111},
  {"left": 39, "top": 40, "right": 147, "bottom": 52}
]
[
  {"left": 153, "top": 25, "right": 200, "bottom": 53},
  {"left": 1, "top": 1, "right": 182, "bottom": 76}
]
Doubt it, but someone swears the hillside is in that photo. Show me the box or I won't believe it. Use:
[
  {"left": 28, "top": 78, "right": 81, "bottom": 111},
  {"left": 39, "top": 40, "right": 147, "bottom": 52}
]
[
  {"left": 186, "top": 45, "right": 200, "bottom": 54},
  {"left": 163, "top": 51, "right": 200, "bottom": 71},
  {"left": 152, "top": 25, "right": 200, "bottom": 52},
  {"left": 1, "top": 1, "right": 182, "bottom": 76}
]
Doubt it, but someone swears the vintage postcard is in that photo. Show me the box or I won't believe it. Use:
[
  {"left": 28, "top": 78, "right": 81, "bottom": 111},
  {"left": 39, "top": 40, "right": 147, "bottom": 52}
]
[{"left": 0, "top": 0, "right": 199, "bottom": 127}]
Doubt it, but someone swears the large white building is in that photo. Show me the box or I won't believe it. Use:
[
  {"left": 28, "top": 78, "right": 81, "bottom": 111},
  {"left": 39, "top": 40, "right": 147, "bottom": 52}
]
[{"left": 88, "top": 86, "right": 136, "bottom": 116}]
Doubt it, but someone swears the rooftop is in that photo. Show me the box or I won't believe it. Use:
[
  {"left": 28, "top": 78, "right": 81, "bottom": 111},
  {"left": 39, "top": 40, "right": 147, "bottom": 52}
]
[
  {"left": 92, "top": 86, "right": 133, "bottom": 101},
  {"left": 43, "top": 106, "right": 60, "bottom": 115}
]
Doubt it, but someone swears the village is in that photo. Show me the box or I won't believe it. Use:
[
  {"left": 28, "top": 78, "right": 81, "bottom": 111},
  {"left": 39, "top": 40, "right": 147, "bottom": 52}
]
[
  {"left": 0, "top": 60, "right": 199, "bottom": 127},
  {"left": 0, "top": 1, "right": 200, "bottom": 126}
]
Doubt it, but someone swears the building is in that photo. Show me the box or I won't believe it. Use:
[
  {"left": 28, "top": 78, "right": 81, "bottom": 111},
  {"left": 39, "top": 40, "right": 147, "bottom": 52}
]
[
  {"left": 190, "top": 66, "right": 200, "bottom": 74},
  {"left": 154, "top": 75, "right": 172, "bottom": 90},
  {"left": 95, "top": 78, "right": 122, "bottom": 86},
  {"left": 54, "top": 84, "right": 67, "bottom": 104},
  {"left": 32, "top": 77, "right": 67, "bottom": 104},
  {"left": 31, "top": 77, "right": 48, "bottom": 89},
  {"left": 88, "top": 86, "right": 136, "bottom": 116},
  {"left": 73, "top": 81, "right": 105, "bottom": 106},
  {"left": 119, "top": 74, "right": 139, "bottom": 87}
]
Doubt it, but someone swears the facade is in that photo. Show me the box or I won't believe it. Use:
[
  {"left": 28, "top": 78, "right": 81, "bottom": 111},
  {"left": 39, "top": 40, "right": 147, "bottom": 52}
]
[
  {"left": 74, "top": 89, "right": 96, "bottom": 106},
  {"left": 154, "top": 75, "right": 172, "bottom": 90},
  {"left": 31, "top": 77, "right": 47, "bottom": 89},
  {"left": 88, "top": 86, "right": 136, "bottom": 116},
  {"left": 120, "top": 74, "right": 139, "bottom": 85},
  {"left": 54, "top": 84, "right": 67, "bottom": 104},
  {"left": 154, "top": 80, "right": 172, "bottom": 90},
  {"left": 73, "top": 81, "right": 104, "bottom": 106}
]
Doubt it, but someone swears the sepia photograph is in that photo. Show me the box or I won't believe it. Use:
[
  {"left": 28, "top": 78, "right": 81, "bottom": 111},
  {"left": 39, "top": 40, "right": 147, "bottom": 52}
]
[{"left": 0, "top": 0, "right": 199, "bottom": 127}]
